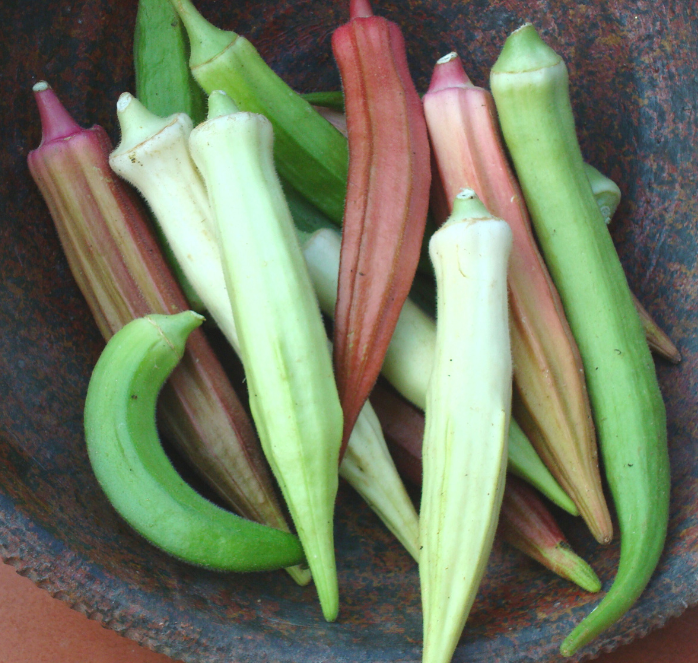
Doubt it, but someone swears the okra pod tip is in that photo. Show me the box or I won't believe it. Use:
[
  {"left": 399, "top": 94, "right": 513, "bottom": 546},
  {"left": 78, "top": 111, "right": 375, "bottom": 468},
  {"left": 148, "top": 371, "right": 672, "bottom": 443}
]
[
  {"left": 114, "top": 92, "right": 178, "bottom": 154},
  {"left": 207, "top": 89, "right": 240, "bottom": 118},
  {"left": 32, "top": 81, "right": 82, "bottom": 144},
  {"left": 170, "top": 0, "right": 236, "bottom": 70},
  {"left": 491, "top": 23, "right": 562, "bottom": 74}
]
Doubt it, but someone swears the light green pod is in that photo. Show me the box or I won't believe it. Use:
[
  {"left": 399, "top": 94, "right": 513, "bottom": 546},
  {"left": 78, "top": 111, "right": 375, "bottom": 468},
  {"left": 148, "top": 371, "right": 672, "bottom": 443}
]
[
  {"left": 490, "top": 24, "right": 669, "bottom": 656},
  {"left": 299, "top": 226, "right": 578, "bottom": 516},
  {"left": 171, "top": 0, "right": 348, "bottom": 226},
  {"left": 420, "top": 190, "right": 512, "bottom": 663},
  {"left": 84, "top": 311, "right": 306, "bottom": 571},
  {"left": 189, "top": 91, "right": 343, "bottom": 621}
]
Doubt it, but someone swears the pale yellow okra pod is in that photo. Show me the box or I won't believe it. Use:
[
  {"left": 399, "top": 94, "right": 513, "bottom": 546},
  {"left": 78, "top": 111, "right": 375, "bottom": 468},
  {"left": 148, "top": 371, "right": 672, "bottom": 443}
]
[
  {"left": 420, "top": 190, "right": 513, "bottom": 663},
  {"left": 189, "top": 91, "right": 343, "bottom": 621}
]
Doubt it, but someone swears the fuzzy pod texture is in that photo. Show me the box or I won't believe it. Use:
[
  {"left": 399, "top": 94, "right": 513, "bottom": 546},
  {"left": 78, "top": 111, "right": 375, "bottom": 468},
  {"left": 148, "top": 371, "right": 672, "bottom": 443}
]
[
  {"left": 420, "top": 191, "right": 512, "bottom": 663},
  {"left": 189, "top": 91, "right": 343, "bottom": 621},
  {"left": 84, "top": 311, "right": 306, "bottom": 571}
]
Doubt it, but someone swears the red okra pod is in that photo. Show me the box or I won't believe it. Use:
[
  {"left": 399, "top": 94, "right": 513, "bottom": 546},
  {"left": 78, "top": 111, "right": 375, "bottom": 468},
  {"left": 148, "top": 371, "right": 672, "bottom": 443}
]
[{"left": 331, "top": 0, "right": 431, "bottom": 457}]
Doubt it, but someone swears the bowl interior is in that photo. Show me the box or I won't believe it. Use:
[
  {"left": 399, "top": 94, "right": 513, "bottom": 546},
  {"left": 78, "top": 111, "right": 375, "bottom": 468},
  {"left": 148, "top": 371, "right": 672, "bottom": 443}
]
[{"left": 1, "top": 1, "right": 697, "bottom": 662}]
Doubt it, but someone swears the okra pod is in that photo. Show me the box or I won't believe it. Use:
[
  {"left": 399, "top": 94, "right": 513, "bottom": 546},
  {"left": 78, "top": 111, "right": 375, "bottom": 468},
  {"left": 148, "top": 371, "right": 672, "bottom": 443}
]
[
  {"left": 171, "top": 0, "right": 348, "bottom": 225},
  {"left": 490, "top": 25, "right": 670, "bottom": 655},
  {"left": 189, "top": 90, "right": 343, "bottom": 621},
  {"left": 135, "top": 0, "right": 205, "bottom": 124},
  {"left": 331, "top": 0, "right": 431, "bottom": 455},
  {"left": 370, "top": 384, "right": 599, "bottom": 590},
  {"left": 301, "top": 227, "right": 578, "bottom": 515},
  {"left": 420, "top": 190, "right": 512, "bottom": 663},
  {"left": 85, "top": 311, "right": 305, "bottom": 571},
  {"left": 499, "top": 476, "right": 601, "bottom": 593}
]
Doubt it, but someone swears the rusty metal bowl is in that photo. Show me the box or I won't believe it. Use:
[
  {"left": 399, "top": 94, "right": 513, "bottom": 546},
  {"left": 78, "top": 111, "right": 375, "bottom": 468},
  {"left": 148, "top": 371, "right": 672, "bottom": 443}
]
[{"left": 1, "top": 0, "right": 696, "bottom": 661}]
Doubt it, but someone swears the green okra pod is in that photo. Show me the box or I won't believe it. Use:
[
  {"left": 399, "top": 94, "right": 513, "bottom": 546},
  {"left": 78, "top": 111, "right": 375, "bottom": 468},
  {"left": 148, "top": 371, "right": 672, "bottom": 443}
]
[
  {"left": 189, "top": 90, "right": 343, "bottom": 621},
  {"left": 135, "top": 0, "right": 206, "bottom": 124},
  {"left": 84, "top": 311, "right": 305, "bottom": 571},
  {"left": 490, "top": 24, "right": 670, "bottom": 656},
  {"left": 171, "top": 0, "right": 348, "bottom": 226}
]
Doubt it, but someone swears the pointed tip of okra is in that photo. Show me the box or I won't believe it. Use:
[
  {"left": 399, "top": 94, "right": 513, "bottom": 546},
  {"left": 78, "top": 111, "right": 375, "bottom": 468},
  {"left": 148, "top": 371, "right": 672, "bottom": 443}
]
[
  {"left": 490, "top": 23, "right": 562, "bottom": 75},
  {"left": 170, "top": 0, "right": 236, "bottom": 70},
  {"left": 558, "top": 545, "right": 603, "bottom": 593},
  {"left": 428, "top": 52, "right": 474, "bottom": 94},
  {"left": 350, "top": 0, "right": 374, "bottom": 19},
  {"left": 32, "top": 80, "right": 82, "bottom": 145},
  {"left": 114, "top": 93, "right": 176, "bottom": 155},
  {"left": 207, "top": 90, "right": 240, "bottom": 119},
  {"left": 145, "top": 310, "right": 205, "bottom": 352}
]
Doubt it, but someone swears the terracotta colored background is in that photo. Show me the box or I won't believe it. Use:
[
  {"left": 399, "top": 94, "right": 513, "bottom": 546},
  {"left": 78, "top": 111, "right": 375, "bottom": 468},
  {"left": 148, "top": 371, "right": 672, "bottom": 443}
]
[{"left": 1, "top": 560, "right": 697, "bottom": 663}]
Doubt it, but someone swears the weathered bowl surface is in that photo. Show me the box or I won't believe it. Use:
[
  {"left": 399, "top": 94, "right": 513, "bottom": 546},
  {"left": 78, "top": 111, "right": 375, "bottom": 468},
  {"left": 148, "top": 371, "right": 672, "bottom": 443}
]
[{"left": 1, "top": 1, "right": 696, "bottom": 661}]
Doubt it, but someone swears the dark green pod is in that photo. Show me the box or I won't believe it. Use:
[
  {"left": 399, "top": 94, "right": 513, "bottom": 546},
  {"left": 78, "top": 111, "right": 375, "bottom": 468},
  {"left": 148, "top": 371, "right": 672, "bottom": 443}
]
[
  {"left": 84, "top": 311, "right": 306, "bottom": 572},
  {"left": 134, "top": 0, "right": 206, "bottom": 124},
  {"left": 490, "top": 25, "right": 669, "bottom": 656}
]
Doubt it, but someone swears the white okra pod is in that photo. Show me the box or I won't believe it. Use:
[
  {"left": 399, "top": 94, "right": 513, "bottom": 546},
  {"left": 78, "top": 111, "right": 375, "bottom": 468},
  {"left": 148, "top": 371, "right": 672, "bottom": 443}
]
[
  {"left": 189, "top": 91, "right": 343, "bottom": 621},
  {"left": 300, "top": 226, "right": 576, "bottom": 514},
  {"left": 109, "top": 93, "right": 420, "bottom": 566},
  {"left": 109, "top": 94, "right": 239, "bottom": 349},
  {"left": 420, "top": 189, "right": 512, "bottom": 663}
]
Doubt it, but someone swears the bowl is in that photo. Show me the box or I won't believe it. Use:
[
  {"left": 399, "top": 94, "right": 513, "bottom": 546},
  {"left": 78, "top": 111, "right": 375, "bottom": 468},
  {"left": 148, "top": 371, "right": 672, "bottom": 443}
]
[{"left": 1, "top": 0, "right": 697, "bottom": 661}]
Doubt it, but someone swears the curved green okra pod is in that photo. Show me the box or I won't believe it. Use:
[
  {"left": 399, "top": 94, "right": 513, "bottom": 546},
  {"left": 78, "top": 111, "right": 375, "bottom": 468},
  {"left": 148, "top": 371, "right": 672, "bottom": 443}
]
[
  {"left": 189, "top": 91, "right": 343, "bottom": 621},
  {"left": 171, "top": 0, "right": 348, "bottom": 226},
  {"left": 299, "top": 226, "right": 578, "bottom": 515},
  {"left": 84, "top": 311, "right": 305, "bottom": 571},
  {"left": 490, "top": 24, "right": 670, "bottom": 656}
]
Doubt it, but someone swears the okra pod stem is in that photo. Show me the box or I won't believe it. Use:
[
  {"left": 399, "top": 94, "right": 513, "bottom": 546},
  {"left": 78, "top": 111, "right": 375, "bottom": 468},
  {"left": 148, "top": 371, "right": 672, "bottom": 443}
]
[{"left": 490, "top": 25, "right": 670, "bottom": 655}]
